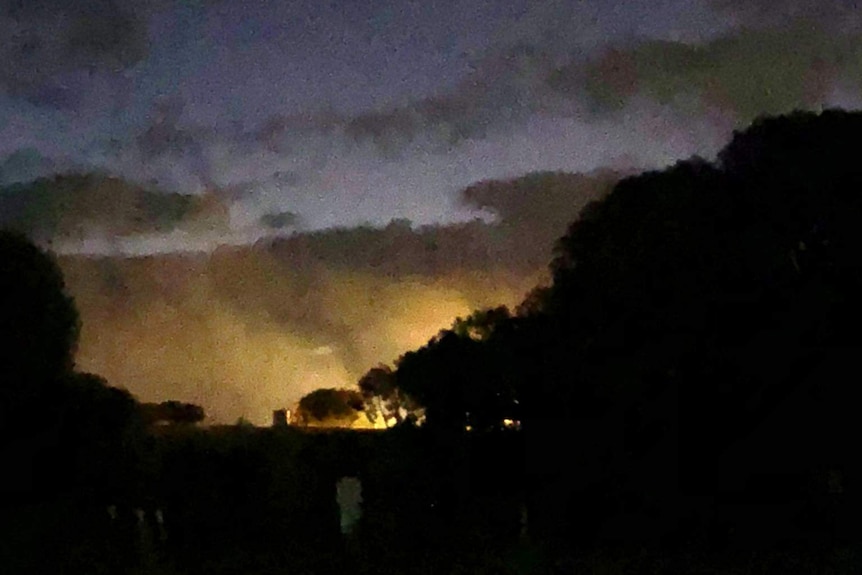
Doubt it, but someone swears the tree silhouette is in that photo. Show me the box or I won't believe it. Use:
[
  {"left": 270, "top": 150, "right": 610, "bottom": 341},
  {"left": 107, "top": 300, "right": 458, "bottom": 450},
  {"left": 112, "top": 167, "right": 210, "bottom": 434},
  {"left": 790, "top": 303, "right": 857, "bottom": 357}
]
[
  {"left": 395, "top": 327, "right": 518, "bottom": 432},
  {"left": 56, "top": 372, "right": 145, "bottom": 503},
  {"left": 517, "top": 108, "right": 862, "bottom": 546},
  {"left": 139, "top": 400, "right": 205, "bottom": 426},
  {"left": 0, "top": 230, "right": 79, "bottom": 431},
  {"left": 370, "top": 109, "right": 862, "bottom": 549},
  {"left": 451, "top": 306, "right": 511, "bottom": 341},
  {"left": 296, "top": 388, "right": 365, "bottom": 427},
  {"left": 357, "top": 364, "right": 420, "bottom": 426}
]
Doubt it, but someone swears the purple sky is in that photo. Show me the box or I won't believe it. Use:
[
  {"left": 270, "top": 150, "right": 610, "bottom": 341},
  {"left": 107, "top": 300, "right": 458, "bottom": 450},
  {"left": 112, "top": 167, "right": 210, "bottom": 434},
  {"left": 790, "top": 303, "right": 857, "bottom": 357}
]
[{"left": 0, "top": 0, "right": 762, "bottom": 253}]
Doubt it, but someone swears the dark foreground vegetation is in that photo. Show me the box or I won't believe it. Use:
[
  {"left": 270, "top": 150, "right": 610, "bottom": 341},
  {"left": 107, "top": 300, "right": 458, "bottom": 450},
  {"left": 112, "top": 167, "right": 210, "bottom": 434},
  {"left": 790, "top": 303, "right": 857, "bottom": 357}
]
[{"left": 5, "top": 109, "right": 862, "bottom": 573}]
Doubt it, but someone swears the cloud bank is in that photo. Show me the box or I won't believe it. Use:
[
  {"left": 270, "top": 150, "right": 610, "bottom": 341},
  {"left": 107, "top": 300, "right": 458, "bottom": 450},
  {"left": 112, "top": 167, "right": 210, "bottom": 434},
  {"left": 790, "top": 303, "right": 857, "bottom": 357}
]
[{"left": 56, "top": 171, "right": 614, "bottom": 424}]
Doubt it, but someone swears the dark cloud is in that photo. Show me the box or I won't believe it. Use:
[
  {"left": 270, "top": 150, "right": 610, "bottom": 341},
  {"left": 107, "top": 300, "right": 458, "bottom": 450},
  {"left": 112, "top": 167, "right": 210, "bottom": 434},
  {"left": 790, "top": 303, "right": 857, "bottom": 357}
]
[
  {"left": 260, "top": 211, "right": 301, "bottom": 230},
  {"left": 0, "top": 173, "right": 229, "bottom": 244},
  {"left": 272, "top": 170, "right": 302, "bottom": 188},
  {"left": 0, "top": 0, "right": 149, "bottom": 106},
  {"left": 244, "top": 43, "right": 561, "bottom": 161},
  {"left": 459, "top": 170, "right": 622, "bottom": 268},
  {"left": 556, "top": 26, "right": 862, "bottom": 124},
  {"left": 344, "top": 109, "right": 421, "bottom": 158},
  {"left": 709, "top": 0, "right": 862, "bottom": 30},
  {"left": 253, "top": 109, "right": 342, "bottom": 156},
  {"left": 341, "top": 43, "right": 559, "bottom": 155},
  {"left": 0, "top": 148, "right": 58, "bottom": 184},
  {"left": 461, "top": 170, "right": 621, "bottom": 230},
  {"left": 135, "top": 97, "right": 217, "bottom": 188}
]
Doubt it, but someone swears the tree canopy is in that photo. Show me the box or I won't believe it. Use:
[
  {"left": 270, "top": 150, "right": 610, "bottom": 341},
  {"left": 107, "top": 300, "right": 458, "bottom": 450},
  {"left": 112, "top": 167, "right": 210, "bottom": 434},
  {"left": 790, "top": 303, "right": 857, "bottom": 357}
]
[
  {"left": 356, "top": 109, "right": 862, "bottom": 546},
  {"left": 140, "top": 400, "right": 206, "bottom": 426},
  {"left": 357, "top": 364, "right": 419, "bottom": 426},
  {"left": 296, "top": 388, "right": 365, "bottom": 427},
  {"left": 0, "top": 230, "right": 80, "bottom": 427}
]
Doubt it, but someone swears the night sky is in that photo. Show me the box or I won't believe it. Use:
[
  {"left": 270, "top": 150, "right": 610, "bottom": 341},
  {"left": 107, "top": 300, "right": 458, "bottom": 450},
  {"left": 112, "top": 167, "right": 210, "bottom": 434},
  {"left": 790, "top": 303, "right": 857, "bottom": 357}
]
[{"left": 2, "top": 0, "right": 860, "bottom": 423}]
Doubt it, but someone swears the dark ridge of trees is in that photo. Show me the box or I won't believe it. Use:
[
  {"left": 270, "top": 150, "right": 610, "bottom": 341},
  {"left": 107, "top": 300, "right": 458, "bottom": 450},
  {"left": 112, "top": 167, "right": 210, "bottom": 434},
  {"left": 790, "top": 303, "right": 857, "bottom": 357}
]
[
  {"left": 357, "top": 108, "right": 862, "bottom": 553},
  {"left": 538, "top": 109, "right": 862, "bottom": 550},
  {"left": 0, "top": 232, "right": 143, "bottom": 507},
  {"left": 358, "top": 306, "right": 521, "bottom": 433},
  {"left": 140, "top": 400, "right": 206, "bottom": 426},
  {"left": 54, "top": 372, "right": 147, "bottom": 503},
  {"left": 0, "top": 231, "right": 153, "bottom": 574}
]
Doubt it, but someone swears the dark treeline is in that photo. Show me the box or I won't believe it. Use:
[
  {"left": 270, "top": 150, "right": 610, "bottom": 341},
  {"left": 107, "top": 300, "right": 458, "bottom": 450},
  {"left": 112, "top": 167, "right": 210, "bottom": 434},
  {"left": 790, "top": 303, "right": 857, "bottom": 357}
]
[
  {"left": 5, "top": 109, "right": 862, "bottom": 573},
  {"left": 357, "top": 109, "right": 862, "bottom": 566},
  {"left": 0, "top": 229, "right": 205, "bottom": 573}
]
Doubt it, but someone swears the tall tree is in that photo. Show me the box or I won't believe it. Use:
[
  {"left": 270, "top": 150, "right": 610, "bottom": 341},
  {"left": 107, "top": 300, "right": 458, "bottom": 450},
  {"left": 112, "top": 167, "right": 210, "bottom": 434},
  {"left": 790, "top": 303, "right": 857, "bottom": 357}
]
[
  {"left": 357, "top": 364, "right": 413, "bottom": 426},
  {"left": 0, "top": 230, "right": 80, "bottom": 430},
  {"left": 522, "top": 109, "right": 862, "bottom": 543}
]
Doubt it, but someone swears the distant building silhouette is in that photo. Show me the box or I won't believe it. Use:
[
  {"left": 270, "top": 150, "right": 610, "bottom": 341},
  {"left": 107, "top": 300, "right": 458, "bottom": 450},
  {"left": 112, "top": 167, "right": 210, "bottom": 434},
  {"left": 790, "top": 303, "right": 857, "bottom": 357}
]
[{"left": 272, "top": 409, "right": 291, "bottom": 427}]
